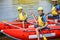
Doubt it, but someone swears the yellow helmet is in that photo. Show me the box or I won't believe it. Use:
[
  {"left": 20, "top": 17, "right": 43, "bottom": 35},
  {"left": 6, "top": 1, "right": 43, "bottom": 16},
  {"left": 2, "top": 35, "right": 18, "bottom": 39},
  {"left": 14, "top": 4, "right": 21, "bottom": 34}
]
[
  {"left": 18, "top": 6, "right": 23, "bottom": 10},
  {"left": 37, "top": 7, "right": 44, "bottom": 11}
]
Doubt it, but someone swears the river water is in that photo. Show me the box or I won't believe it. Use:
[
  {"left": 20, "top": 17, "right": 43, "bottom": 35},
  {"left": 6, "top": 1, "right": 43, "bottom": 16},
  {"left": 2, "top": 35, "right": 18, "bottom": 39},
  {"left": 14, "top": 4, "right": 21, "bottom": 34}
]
[
  {"left": 0, "top": 0, "right": 51, "bottom": 21},
  {"left": 0, "top": 0, "right": 60, "bottom": 40}
]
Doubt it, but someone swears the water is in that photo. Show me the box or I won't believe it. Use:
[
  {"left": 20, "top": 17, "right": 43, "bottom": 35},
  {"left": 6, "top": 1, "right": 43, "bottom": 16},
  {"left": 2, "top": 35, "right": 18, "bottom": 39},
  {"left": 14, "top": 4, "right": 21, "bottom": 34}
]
[
  {"left": 0, "top": 0, "right": 51, "bottom": 21},
  {"left": 0, "top": 0, "right": 60, "bottom": 40}
]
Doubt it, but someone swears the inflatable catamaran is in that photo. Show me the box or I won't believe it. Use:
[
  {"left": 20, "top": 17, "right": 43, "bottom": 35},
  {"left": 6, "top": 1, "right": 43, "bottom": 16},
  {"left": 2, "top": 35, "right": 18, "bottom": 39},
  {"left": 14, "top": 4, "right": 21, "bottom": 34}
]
[{"left": 0, "top": 20, "right": 60, "bottom": 40}]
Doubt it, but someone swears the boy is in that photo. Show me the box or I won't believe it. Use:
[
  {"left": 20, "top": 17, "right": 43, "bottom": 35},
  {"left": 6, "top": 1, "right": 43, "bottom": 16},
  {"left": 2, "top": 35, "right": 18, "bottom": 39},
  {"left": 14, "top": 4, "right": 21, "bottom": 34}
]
[
  {"left": 48, "top": 0, "right": 60, "bottom": 23},
  {"left": 51, "top": 0, "right": 59, "bottom": 16},
  {"left": 17, "top": 6, "right": 27, "bottom": 22},
  {"left": 36, "top": 7, "right": 47, "bottom": 40}
]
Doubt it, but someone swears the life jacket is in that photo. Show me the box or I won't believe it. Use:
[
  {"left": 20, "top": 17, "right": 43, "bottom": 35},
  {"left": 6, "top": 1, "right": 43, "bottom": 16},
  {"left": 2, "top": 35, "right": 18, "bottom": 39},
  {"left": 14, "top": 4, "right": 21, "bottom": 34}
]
[
  {"left": 37, "top": 16, "right": 45, "bottom": 27},
  {"left": 18, "top": 12, "right": 27, "bottom": 21},
  {"left": 52, "top": 6, "right": 58, "bottom": 16}
]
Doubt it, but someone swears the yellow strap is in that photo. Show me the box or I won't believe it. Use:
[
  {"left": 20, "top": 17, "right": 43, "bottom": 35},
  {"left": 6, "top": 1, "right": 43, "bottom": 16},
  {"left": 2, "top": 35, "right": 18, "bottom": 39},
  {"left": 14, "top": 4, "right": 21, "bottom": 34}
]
[
  {"left": 18, "top": 13, "right": 27, "bottom": 20},
  {"left": 52, "top": 6, "right": 58, "bottom": 15},
  {"left": 38, "top": 16, "right": 45, "bottom": 27}
]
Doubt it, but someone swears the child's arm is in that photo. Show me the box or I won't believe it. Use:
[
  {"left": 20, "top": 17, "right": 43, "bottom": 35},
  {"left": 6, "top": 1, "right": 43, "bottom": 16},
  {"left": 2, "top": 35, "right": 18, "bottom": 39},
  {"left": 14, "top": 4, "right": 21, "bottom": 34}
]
[
  {"left": 30, "top": 12, "right": 37, "bottom": 21},
  {"left": 24, "top": 12, "right": 28, "bottom": 21},
  {"left": 16, "top": 14, "right": 19, "bottom": 21},
  {"left": 46, "top": 15, "right": 54, "bottom": 22},
  {"left": 46, "top": 12, "right": 51, "bottom": 16}
]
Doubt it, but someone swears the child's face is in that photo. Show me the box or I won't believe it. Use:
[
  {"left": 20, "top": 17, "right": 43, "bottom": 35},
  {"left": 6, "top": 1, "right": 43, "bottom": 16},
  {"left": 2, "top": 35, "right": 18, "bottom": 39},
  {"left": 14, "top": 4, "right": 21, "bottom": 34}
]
[
  {"left": 38, "top": 10, "right": 43, "bottom": 15},
  {"left": 18, "top": 9, "right": 22, "bottom": 13},
  {"left": 52, "top": 1, "right": 57, "bottom": 5}
]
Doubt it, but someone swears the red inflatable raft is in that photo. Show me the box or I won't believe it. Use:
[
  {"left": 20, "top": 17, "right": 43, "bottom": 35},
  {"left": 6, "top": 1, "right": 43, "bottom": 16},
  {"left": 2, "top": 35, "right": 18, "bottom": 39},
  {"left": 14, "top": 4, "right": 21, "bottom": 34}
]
[
  {"left": 0, "top": 20, "right": 60, "bottom": 40},
  {"left": 1, "top": 25, "right": 60, "bottom": 40}
]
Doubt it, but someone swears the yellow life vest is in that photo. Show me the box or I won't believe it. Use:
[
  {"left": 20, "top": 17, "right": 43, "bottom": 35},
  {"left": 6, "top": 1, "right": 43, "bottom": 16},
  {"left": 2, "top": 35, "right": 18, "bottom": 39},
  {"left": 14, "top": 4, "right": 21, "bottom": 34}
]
[
  {"left": 18, "top": 12, "right": 27, "bottom": 21},
  {"left": 52, "top": 6, "right": 58, "bottom": 16},
  {"left": 38, "top": 16, "right": 45, "bottom": 27}
]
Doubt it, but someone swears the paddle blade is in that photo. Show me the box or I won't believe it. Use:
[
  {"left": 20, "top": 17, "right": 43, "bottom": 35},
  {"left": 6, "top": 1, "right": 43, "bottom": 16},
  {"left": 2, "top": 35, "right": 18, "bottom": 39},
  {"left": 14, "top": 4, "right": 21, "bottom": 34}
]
[
  {"left": 43, "top": 36, "right": 47, "bottom": 40},
  {"left": 2, "top": 20, "right": 7, "bottom": 22}
]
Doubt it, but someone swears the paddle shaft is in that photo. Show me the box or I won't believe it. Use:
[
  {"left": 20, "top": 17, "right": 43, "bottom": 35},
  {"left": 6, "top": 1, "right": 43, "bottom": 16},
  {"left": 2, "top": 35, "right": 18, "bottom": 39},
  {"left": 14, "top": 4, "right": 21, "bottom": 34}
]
[
  {"left": 2, "top": 22, "right": 36, "bottom": 32},
  {"left": 22, "top": 21, "right": 25, "bottom": 28},
  {"left": 2, "top": 22, "right": 27, "bottom": 30},
  {"left": 30, "top": 13, "right": 37, "bottom": 24}
]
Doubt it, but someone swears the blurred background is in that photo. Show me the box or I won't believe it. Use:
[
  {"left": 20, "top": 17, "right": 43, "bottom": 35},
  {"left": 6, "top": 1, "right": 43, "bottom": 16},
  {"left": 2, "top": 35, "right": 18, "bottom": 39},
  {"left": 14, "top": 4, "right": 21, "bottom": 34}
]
[{"left": 0, "top": 0, "right": 51, "bottom": 21}]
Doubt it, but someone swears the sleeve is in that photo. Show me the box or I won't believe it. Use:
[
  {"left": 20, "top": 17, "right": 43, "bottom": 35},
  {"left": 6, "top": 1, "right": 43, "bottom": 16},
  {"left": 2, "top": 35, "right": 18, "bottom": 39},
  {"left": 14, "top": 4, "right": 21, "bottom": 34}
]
[
  {"left": 56, "top": 5, "right": 60, "bottom": 10},
  {"left": 43, "top": 15, "right": 47, "bottom": 22}
]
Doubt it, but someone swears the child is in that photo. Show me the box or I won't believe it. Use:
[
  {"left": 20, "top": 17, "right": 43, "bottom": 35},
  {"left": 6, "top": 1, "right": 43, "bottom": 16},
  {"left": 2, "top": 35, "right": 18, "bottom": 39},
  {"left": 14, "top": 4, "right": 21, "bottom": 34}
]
[
  {"left": 17, "top": 6, "right": 27, "bottom": 22},
  {"left": 36, "top": 7, "right": 47, "bottom": 40},
  {"left": 51, "top": 0, "right": 59, "bottom": 15},
  {"left": 48, "top": 0, "right": 60, "bottom": 23}
]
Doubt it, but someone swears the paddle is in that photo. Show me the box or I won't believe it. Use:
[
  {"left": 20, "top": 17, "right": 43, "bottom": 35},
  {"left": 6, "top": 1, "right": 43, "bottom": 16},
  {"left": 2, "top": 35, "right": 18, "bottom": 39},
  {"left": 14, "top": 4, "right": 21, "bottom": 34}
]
[
  {"left": 2, "top": 20, "right": 22, "bottom": 29},
  {"left": 22, "top": 21, "right": 25, "bottom": 28},
  {"left": 2, "top": 20, "right": 36, "bottom": 32},
  {"left": 30, "top": 13, "right": 47, "bottom": 40},
  {"left": 30, "top": 13, "right": 37, "bottom": 24}
]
